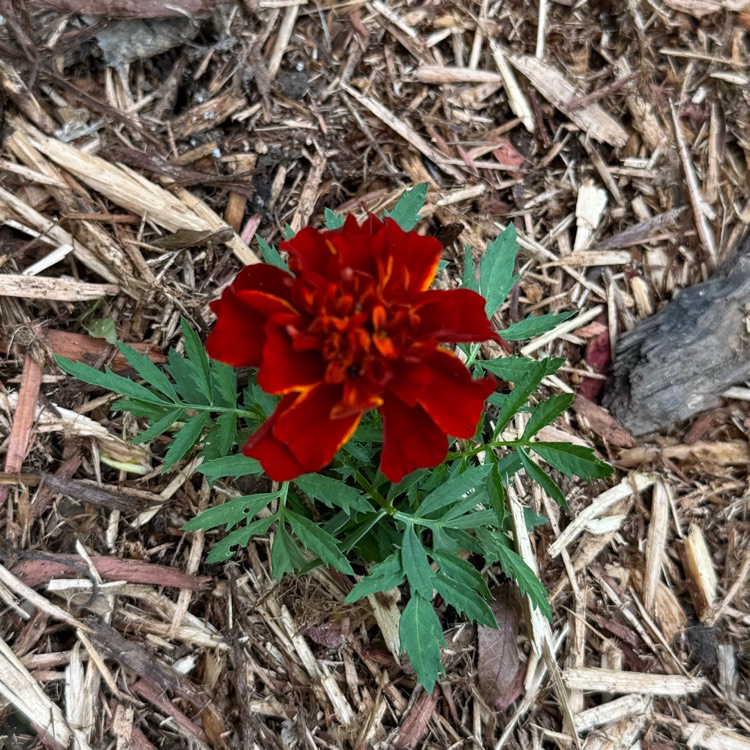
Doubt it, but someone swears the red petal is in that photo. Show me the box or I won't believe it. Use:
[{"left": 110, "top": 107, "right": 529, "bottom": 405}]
[
  {"left": 273, "top": 383, "right": 361, "bottom": 471},
  {"left": 206, "top": 265, "right": 296, "bottom": 368},
  {"left": 382, "top": 218, "right": 442, "bottom": 293},
  {"left": 282, "top": 227, "right": 335, "bottom": 279},
  {"left": 378, "top": 396, "right": 447, "bottom": 482},
  {"left": 257, "top": 325, "right": 326, "bottom": 394},
  {"left": 414, "top": 288, "right": 500, "bottom": 343},
  {"left": 242, "top": 394, "right": 307, "bottom": 481},
  {"left": 414, "top": 349, "right": 496, "bottom": 438}
]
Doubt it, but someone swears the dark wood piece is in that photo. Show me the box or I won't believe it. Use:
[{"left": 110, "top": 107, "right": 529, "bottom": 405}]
[{"left": 604, "top": 236, "right": 750, "bottom": 435}]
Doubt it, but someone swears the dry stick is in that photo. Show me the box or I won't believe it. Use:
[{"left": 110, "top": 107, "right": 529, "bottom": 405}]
[
  {"left": 643, "top": 477, "right": 670, "bottom": 613},
  {"left": 341, "top": 84, "right": 465, "bottom": 181},
  {"left": 671, "top": 102, "right": 717, "bottom": 268},
  {"left": 267, "top": 3, "right": 301, "bottom": 80},
  {"left": 705, "top": 545, "right": 750, "bottom": 626},
  {"left": 0, "top": 274, "right": 119, "bottom": 301},
  {"left": 0, "top": 353, "right": 42, "bottom": 511}
]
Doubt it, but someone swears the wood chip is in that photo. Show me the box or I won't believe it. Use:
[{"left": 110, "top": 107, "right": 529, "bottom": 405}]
[
  {"left": 680, "top": 523, "right": 718, "bottom": 622},
  {"left": 562, "top": 667, "right": 704, "bottom": 695}
]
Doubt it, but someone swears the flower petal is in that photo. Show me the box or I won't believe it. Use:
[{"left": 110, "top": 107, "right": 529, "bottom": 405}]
[
  {"left": 283, "top": 226, "right": 336, "bottom": 279},
  {"left": 382, "top": 218, "right": 442, "bottom": 293},
  {"left": 378, "top": 395, "right": 447, "bottom": 482},
  {"left": 242, "top": 394, "right": 307, "bottom": 481},
  {"left": 257, "top": 325, "right": 326, "bottom": 394},
  {"left": 415, "top": 349, "right": 496, "bottom": 437},
  {"left": 206, "top": 265, "right": 296, "bottom": 368},
  {"left": 273, "top": 383, "right": 361, "bottom": 471},
  {"left": 414, "top": 288, "right": 500, "bottom": 342}
]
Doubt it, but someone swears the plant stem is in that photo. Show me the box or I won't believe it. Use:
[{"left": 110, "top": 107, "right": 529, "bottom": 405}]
[{"left": 351, "top": 466, "right": 395, "bottom": 515}]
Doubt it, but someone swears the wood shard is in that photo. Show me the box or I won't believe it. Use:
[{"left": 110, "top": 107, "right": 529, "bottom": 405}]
[
  {"left": 680, "top": 524, "right": 718, "bottom": 622},
  {"left": 563, "top": 667, "right": 704, "bottom": 695},
  {"left": 509, "top": 55, "right": 628, "bottom": 147}
]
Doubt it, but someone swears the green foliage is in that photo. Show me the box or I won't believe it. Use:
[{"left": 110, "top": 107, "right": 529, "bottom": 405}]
[
  {"left": 383, "top": 183, "right": 428, "bottom": 231},
  {"left": 56, "top": 200, "right": 614, "bottom": 695},
  {"left": 480, "top": 224, "right": 520, "bottom": 318}
]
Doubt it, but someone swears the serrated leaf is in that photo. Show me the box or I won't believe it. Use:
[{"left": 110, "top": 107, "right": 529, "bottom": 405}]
[
  {"left": 461, "top": 245, "right": 478, "bottom": 292},
  {"left": 401, "top": 524, "right": 434, "bottom": 598},
  {"left": 255, "top": 234, "right": 289, "bottom": 270},
  {"left": 166, "top": 348, "right": 207, "bottom": 404},
  {"left": 197, "top": 454, "right": 262, "bottom": 484},
  {"left": 324, "top": 207, "right": 345, "bottom": 229},
  {"left": 117, "top": 343, "right": 178, "bottom": 402},
  {"left": 162, "top": 412, "right": 209, "bottom": 471},
  {"left": 480, "top": 356, "right": 565, "bottom": 383},
  {"left": 495, "top": 544, "right": 551, "bottom": 620},
  {"left": 433, "top": 574, "right": 496, "bottom": 627},
  {"left": 180, "top": 318, "right": 211, "bottom": 397},
  {"left": 486, "top": 464, "right": 509, "bottom": 528},
  {"left": 479, "top": 224, "right": 520, "bottom": 318},
  {"left": 500, "top": 311, "right": 576, "bottom": 341},
  {"left": 271, "top": 525, "right": 307, "bottom": 578},
  {"left": 383, "top": 183, "right": 428, "bottom": 231},
  {"left": 55, "top": 356, "right": 169, "bottom": 406},
  {"left": 210, "top": 360, "right": 237, "bottom": 407},
  {"left": 294, "top": 474, "right": 373, "bottom": 514},
  {"left": 522, "top": 393, "right": 574, "bottom": 440},
  {"left": 287, "top": 510, "right": 354, "bottom": 575},
  {"left": 431, "top": 550, "right": 492, "bottom": 599},
  {"left": 494, "top": 359, "right": 549, "bottom": 434},
  {"left": 442, "top": 509, "right": 498, "bottom": 529},
  {"left": 345, "top": 553, "right": 404, "bottom": 602},
  {"left": 399, "top": 593, "right": 445, "bottom": 693},
  {"left": 132, "top": 407, "right": 183, "bottom": 444},
  {"left": 183, "top": 492, "right": 279, "bottom": 532},
  {"left": 530, "top": 442, "right": 612, "bottom": 480},
  {"left": 417, "top": 464, "right": 492, "bottom": 517},
  {"left": 518, "top": 449, "right": 568, "bottom": 509},
  {"left": 205, "top": 515, "right": 277, "bottom": 563},
  {"left": 201, "top": 412, "right": 237, "bottom": 460}
]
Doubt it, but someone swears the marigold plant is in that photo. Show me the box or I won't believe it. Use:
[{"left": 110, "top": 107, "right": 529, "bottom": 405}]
[{"left": 57, "top": 184, "right": 612, "bottom": 691}]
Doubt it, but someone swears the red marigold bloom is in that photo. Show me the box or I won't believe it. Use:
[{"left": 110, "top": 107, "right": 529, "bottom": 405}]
[{"left": 206, "top": 214, "right": 499, "bottom": 483}]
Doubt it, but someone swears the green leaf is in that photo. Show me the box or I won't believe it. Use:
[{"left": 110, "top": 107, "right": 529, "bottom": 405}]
[
  {"left": 132, "top": 407, "right": 183, "bottom": 444},
  {"left": 162, "top": 412, "right": 209, "bottom": 471},
  {"left": 495, "top": 544, "right": 552, "bottom": 620},
  {"left": 197, "top": 454, "right": 262, "bottom": 484},
  {"left": 383, "top": 183, "right": 428, "bottom": 231},
  {"left": 294, "top": 474, "right": 373, "bottom": 514},
  {"left": 486, "top": 464, "right": 509, "bottom": 528},
  {"left": 180, "top": 318, "right": 211, "bottom": 397},
  {"left": 345, "top": 553, "right": 405, "bottom": 602},
  {"left": 431, "top": 550, "right": 492, "bottom": 599},
  {"left": 500, "top": 311, "right": 576, "bottom": 341},
  {"left": 518, "top": 449, "right": 568, "bottom": 509},
  {"left": 201, "top": 412, "right": 236, "bottom": 460},
  {"left": 480, "top": 356, "right": 565, "bottom": 383},
  {"left": 166, "top": 348, "right": 207, "bottom": 404},
  {"left": 479, "top": 224, "right": 520, "bottom": 318},
  {"left": 83, "top": 316, "right": 117, "bottom": 344},
  {"left": 283, "top": 224, "right": 295, "bottom": 240},
  {"left": 522, "top": 393, "right": 574, "bottom": 440},
  {"left": 417, "top": 464, "right": 492, "bottom": 517},
  {"left": 117, "top": 343, "right": 179, "bottom": 402},
  {"left": 461, "top": 245, "right": 478, "bottom": 292},
  {"left": 399, "top": 593, "right": 445, "bottom": 693},
  {"left": 205, "top": 515, "right": 277, "bottom": 563},
  {"left": 55, "top": 356, "right": 169, "bottom": 406},
  {"left": 183, "top": 492, "right": 278, "bottom": 532},
  {"left": 401, "top": 524, "right": 434, "bottom": 598},
  {"left": 432, "top": 574, "right": 496, "bottom": 627},
  {"left": 442, "top": 509, "right": 498, "bottom": 528},
  {"left": 287, "top": 511, "right": 354, "bottom": 575},
  {"left": 494, "top": 359, "right": 550, "bottom": 434},
  {"left": 271, "top": 525, "right": 307, "bottom": 578},
  {"left": 530, "top": 442, "right": 613, "bottom": 480},
  {"left": 256, "top": 234, "right": 289, "bottom": 270},
  {"left": 210, "top": 360, "right": 237, "bottom": 408},
  {"left": 324, "top": 207, "right": 345, "bottom": 229}
]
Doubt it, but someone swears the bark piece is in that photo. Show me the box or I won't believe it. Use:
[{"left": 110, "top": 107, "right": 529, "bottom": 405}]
[{"left": 604, "top": 237, "right": 750, "bottom": 435}]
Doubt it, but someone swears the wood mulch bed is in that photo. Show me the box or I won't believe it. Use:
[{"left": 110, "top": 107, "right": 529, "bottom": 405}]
[{"left": 0, "top": 1, "right": 748, "bottom": 748}]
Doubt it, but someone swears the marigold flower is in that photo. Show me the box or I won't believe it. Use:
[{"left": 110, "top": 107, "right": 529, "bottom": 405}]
[{"left": 207, "top": 214, "right": 499, "bottom": 482}]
